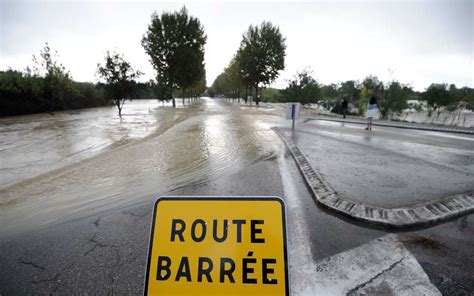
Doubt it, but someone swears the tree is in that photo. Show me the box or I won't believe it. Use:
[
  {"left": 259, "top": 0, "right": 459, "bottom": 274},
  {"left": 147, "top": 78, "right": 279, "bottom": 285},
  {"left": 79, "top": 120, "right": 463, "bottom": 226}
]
[
  {"left": 321, "top": 84, "right": 338, "bottom": 100},
  {"left": 33, "top": 43, "right": 75, "bottom": 111},
  {"left": 142, "top": 7, "right": 207, "bottom": 107},
  {"left": 281, "top": 69, "right": 320, "bottom": 105},
  {"left": 320, "top": 84, "right": 339, "bottom": 113},
  {"left": 187, "top": 73, "right": 207, "bottom": 99},
  {"left": 378, "top": 81, "right": 411, "bottom": 119},
  {"left": 338, "top": 80, "right": 360, "bottom": 104},
  {"left": 464, "top": 90, "right": 474, "bottom": 111},
  {"left": 446, "top": 84, "right": 464, "bottom": 111},
  {"left": 226, "top": 56, "right": 244, "bottom": 101},
  {"left": 422, "top": 84, "right": 451, "bottom": 112},
  {"left": 238, "top": 21, "right": 286, "bottom": 105},
  {"left": 97, "top": 51, "right": 142, "bottom": 117},
  {"left": 147, "top": 79, "right": 172, "bottom": 104},
  {"left": 261, "top": 87, "right": 283, "bottom": 102}
]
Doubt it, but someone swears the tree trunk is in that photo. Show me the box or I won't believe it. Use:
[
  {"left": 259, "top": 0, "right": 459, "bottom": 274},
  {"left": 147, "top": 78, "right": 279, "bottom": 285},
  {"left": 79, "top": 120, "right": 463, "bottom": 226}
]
[
  {"left": 116, "top": 99, "right": 122, "bottom": 117},
  {"left": 172, "top": 98, "right": 176, "bottom": 108},
  {"left": 245, "top": 87, "right": 248, "bottom": 104},
  {"left": 255, "top": 85, "right": 259, "bottom": 106}
]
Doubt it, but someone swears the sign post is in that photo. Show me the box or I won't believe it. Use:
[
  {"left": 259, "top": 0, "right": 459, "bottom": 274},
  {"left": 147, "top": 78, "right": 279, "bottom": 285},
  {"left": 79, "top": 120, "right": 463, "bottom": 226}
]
[
  {"left": 285, "top": 102, "right": 300, "bottom": 130},
  {"left": 145, "top": 196, "right": 289, "bottom": 296}
]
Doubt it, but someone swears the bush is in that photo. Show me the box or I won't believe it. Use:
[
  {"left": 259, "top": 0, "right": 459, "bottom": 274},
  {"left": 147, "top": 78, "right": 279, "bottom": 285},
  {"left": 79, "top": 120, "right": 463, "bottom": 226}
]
[
  {"left": 261, "top": 88, "right": 283, "bottom": 102},
  {"left": 0, "top": 70, "right": 109, "bottom": 116}
]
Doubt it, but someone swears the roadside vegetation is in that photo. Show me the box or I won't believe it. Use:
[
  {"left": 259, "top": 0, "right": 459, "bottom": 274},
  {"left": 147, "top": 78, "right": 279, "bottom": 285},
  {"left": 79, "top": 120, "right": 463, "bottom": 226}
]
[
  {"left": 142, "top": 7, "right": 207, "bottom": 107},
  {"left": 0, "top": 44, "right": 108, "bottom": 116},
  {"left": 1, "top": 7, "right": 207, "bottom": 117},
  {"left": 1, "top": 44, "right": 156, "bottom": 117},
  {"left": 210, "top": 66, "right": 474, "bottom": 119},
  {"left": 2, "top": 6, "right": 473, "bottom": 119},
  {"left": 96, "top": 51, "right": 142, "bottom": 117},
  {"left": 208, "top": 21, "right": 286, "bottom": 106}
]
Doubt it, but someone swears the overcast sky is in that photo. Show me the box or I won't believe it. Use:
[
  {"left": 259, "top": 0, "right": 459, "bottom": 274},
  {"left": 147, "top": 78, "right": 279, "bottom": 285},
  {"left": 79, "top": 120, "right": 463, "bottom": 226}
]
[{"left": 1, "top": 0, "right": 472, "bottom": 91}]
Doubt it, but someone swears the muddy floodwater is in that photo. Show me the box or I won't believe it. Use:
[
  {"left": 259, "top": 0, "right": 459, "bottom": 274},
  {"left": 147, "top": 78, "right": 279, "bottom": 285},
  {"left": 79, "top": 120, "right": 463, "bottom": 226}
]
[
  {"left": 0, "top": 100, "right": 189, "bottom": 188},
  {"left": 0, "top": 98, "right": 287, "bottom": 236},
  {"left": 2, "top": 98, "right": 472, "bottom": 237}
]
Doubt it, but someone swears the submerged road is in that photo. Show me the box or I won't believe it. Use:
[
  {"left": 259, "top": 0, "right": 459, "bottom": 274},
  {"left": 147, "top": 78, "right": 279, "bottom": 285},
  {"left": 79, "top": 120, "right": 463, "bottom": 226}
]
[{"left": 0, "top": 98, "right": 473, "bottom": 294}]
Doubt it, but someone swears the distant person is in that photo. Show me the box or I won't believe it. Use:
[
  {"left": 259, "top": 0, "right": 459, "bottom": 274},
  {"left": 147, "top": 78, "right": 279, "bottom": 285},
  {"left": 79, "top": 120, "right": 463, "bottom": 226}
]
[
  {"left": 341, "top": 97, "right": 348, "bottom": 119},
  {"left": 365, "top": 95, "right": 378, "bottom": 130}
]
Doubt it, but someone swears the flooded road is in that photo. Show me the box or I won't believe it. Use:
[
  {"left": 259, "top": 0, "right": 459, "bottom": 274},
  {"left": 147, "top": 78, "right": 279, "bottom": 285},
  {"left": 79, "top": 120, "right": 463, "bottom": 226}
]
[
  {"left": 0, "top": 98, "right": 285, "bottom": 236},
  {"left": 1, "top": 99, "right": 473, "bottom": 295},
  {"left": 0, "top": 100, "right": 190, "bottom": 188},
  {"left": 2, "top": 98, "right": 472, "bottom": 236}
]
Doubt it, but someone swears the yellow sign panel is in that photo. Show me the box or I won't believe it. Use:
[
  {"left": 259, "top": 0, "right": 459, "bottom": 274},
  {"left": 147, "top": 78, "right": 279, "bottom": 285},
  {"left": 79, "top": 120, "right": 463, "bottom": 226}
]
[{"left": 145, "top": 196, "right": 289, "bottom": 295}]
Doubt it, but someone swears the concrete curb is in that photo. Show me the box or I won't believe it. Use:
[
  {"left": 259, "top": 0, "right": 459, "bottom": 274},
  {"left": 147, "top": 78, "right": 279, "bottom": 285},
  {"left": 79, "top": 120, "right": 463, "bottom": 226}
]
[
  {"left": 275, "top": 128, "right": 474, "bottom": 228},
  {"left": 303, "top": 117, "right": 474, "bottom": 135}
]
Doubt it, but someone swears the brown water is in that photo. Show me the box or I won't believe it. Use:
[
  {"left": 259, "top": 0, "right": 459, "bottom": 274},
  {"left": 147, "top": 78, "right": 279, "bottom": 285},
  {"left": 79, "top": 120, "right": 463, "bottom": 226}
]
[
  {"left": 0, "top": 98, "right": 288, "bottom": 236},
  {"left": 0, "top": 99, "right": 191, "bottom": 188}
]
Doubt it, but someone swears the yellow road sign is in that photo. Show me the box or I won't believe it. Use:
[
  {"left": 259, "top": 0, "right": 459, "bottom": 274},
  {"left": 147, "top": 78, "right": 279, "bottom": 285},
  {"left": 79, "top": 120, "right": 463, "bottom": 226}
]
[{"left": 145, "top": 196, "right": 289, "bottom": 295}]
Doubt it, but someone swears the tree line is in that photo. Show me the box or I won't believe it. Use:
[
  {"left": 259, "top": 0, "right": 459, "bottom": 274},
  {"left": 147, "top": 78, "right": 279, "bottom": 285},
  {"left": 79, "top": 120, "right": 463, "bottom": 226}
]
[
  {"left": 1, "top": 7, "right": 207, "bottom": 117},
  {"left": 0, "top": 44, "right": 109, "bottom": 116},
  {"left": 208, "top": 21, "right": 286, "bottom": 106},
  {"left": 2, "top": 6, "right": 473, "bottom": 118},
  {"left": 211, "top": 64, "right": 474, "bottom": 119}
]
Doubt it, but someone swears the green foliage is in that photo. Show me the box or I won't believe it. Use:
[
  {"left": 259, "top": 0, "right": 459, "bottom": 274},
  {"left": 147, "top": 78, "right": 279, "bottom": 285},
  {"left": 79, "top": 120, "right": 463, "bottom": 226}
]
[
  {"left": 210, "top": 55, "right": 244, "bottom": 99},
  {"left": 261, "top": 88, "right": 283, "bottom": 102},
  {"left": 461, "top": 87, "right": 474, "bottom": 111},
  {"left": 338, "top": 80, "right": 360, "bottom": 103},
  {"left": 0, "top": 44, "right": 108, "bottom": 117},
  {"left": 422, "top": 84, "right": 451, "bottom": 111},
  {"left": 177, "top": 73, "right": 206, "bottom": 98},
  {"left": 320, "top": 84, "right": 338, "bottom": 100},
  {"left": 320, "top": 84, "right": 339, "bottom": 113},
  {"left": 142, "top": 7, "right": 207, "bottom": 106},
  {"left": 210, "top": 72, "right": 229, "bottom": 96},
  {"left": 97, "top": 51, "right": 142, "bottom": 116},
  {"left": 238, "top": 21, "right": 286, "bottom": 104},
  {"left": 378, "top": 81, "right": 411, "bottom": 119},
  {"left": 226, "top": 57, "right": 244, "bottom": 94},
  {"left": 281, "top": 70, "right": 320, "bottom": 105}
]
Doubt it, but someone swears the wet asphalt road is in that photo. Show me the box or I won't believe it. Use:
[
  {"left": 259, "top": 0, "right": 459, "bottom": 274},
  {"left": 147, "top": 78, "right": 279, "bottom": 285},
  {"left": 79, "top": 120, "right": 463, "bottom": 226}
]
[
  {"left": 295, "top": 119, "right": 474, "bottom": 207},
  {"left": 0, "top": 98, "right": 473, "bottom": 294}
]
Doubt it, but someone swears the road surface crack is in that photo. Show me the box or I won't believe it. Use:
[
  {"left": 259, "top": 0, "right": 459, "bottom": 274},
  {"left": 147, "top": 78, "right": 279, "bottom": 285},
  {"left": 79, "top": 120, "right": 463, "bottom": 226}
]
[
  {"left": 83, "top": 233, "right": 122, "bottom": 269},
  {"left": 122, "top": 210, "right": 146, "bottom": 218},
  {"left": 346, "top": 258, "right": 404, "bottom": 295},
  {"left": 18, "top": 257, "right": 46, "bottom": 271},
  {"left": 93, "top": 216, "right": 101, "bottom": 227},
  {"left": 84, "top": 233, "right": 111, "bottom": 256},
  {"left": 30, "top": 272, "right": 60, "bottom": 284}
]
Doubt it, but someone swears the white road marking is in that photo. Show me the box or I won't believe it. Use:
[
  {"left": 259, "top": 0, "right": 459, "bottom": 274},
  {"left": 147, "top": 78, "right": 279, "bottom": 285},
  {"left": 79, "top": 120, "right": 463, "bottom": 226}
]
[
  {"left": 278, "top": 154, "right": 441, "bottom": 296},
  {"left": 424, "top": 131, "right": 474, "bottom": 141},
  {"left": 313, "top": 234, "right": 441, "bottom": 295},
  {"left": 278, "top": 153, "right": 320, "bottom": 295}
]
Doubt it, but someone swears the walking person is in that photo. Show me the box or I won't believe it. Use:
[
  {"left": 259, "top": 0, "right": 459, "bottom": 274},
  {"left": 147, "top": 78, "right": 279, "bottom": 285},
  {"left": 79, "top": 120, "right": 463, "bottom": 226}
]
[
  {"left": 365, "top": 95, "right": 378, "bottom": 130},
  {"left": 341, "top": 97, "right": 348, "bottom": 119}
]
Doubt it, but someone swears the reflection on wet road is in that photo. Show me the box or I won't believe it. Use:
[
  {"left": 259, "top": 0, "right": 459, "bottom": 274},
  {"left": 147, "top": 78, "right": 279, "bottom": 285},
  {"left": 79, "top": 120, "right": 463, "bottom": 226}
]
[{"left": 0, "top": 98, "right": 284, "bottom": 236}]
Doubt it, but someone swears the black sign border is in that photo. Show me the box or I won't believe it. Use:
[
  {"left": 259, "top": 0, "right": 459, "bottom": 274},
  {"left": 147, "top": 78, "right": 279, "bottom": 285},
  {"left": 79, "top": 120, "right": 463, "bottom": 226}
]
[{"left": 144, "top": 196, "right": 289, "bottom": 296}]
